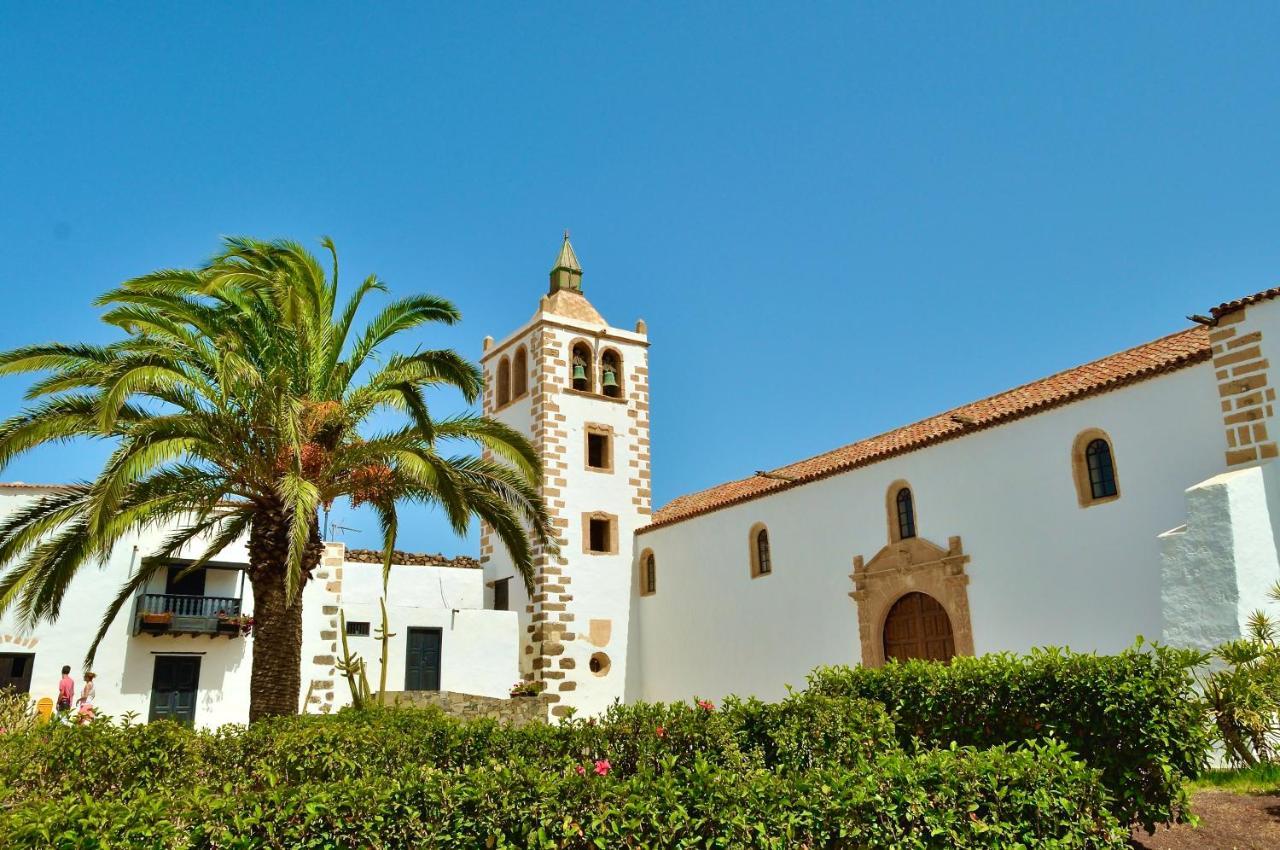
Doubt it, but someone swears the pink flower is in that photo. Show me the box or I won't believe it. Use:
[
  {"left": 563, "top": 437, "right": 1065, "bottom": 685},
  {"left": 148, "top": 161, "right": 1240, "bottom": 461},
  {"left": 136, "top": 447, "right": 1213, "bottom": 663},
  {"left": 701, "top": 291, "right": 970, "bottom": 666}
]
[
  {"left": 697, "top": 699, "right": 715, "bottom": 712},
  {"left": 655, "top": 725, "right": 666, "bottom": 738},
  {"left": 594, "top": 759, "right": 611, "bottom": 776},
  {"left": 575, "top": 765, "right": 586, "bottom": 776}
]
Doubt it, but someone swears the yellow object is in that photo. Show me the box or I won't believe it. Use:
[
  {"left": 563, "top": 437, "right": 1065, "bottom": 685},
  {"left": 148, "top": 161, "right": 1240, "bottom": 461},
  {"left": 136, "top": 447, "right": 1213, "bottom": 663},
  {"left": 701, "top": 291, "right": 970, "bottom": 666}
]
[{"left": 35, "top": 697, "right": 53, "bottom": 723}]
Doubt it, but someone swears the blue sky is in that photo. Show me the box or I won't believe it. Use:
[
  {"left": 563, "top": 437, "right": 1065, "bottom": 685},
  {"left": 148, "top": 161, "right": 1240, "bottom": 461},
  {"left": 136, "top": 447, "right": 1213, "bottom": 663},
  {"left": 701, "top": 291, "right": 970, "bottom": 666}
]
[{"left": 1, "top": 4, "right": 1279, "bottom": 554}]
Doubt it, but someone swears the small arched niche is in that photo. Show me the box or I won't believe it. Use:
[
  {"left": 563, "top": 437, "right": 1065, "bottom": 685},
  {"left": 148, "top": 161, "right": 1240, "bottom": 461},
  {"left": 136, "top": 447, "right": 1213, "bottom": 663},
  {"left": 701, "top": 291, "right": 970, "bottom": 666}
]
[
  {"left": 496, "top": 356, "right": 511, "bottom": 408},
  {"left": 512, "top": 346, "right": 528, "bottom": 398}
]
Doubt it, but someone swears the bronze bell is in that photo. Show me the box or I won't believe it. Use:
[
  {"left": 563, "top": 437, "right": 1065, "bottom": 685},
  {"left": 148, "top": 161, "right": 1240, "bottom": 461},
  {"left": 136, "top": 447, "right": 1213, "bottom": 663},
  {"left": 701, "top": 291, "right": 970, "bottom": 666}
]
[
  {"left": 572, "top": 363, "right": 587, "bottom": 382},
  {"left": 602, "top": 368, "right": 618, "bottom": 389}
]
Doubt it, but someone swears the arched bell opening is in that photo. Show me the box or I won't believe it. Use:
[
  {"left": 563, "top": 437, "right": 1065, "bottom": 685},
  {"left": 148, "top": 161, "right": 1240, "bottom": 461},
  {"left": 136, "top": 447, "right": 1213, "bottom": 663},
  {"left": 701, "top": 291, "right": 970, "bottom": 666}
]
[
  {"left": 600, "top": 349, "right": 622, "bottom": 398},
  {"left": 570, "top": 342, "right": 593, "bottom": 392}
]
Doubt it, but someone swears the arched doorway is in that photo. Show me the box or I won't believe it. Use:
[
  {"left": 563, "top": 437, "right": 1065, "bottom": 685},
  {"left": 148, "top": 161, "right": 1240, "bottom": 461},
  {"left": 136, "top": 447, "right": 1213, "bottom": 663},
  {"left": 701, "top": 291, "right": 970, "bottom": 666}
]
[{"left": 882, "top": 592, "right": 955, "bottom": 662}]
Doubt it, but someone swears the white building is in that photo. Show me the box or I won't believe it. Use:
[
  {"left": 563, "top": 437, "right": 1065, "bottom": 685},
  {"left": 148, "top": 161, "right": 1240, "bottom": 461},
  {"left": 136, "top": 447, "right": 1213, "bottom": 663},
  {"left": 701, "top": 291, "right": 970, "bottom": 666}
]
[
  {"left": 3, "top": 238, "right": 1280, "bottom": 724},
  {"left": 0, "top": 510, "right": 520, "bottom": 727}
]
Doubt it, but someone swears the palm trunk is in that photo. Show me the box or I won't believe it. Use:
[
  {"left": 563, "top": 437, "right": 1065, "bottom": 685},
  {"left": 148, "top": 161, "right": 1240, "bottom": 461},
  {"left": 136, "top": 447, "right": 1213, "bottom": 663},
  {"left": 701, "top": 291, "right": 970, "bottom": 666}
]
[{"left": 246, "top": 501, "right": 322, "bottom": 722}]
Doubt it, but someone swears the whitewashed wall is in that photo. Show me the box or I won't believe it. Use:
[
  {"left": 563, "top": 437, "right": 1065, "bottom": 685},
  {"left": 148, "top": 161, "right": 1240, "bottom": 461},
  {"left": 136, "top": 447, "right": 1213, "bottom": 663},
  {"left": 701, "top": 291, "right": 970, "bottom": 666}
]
[
  {"left": 0, "top": 489, "right": 518, "bottom": 726},
  {"left": 327, "top": 559, "right": 519, "bottom": 700},
  {"left": 0, "top": 488, "right": 257, "bottom": 728},
  {"left": 631, "top": 362, "right": 1227, "bottom": 704},
  {"left": 542, "top": 319, "right": 648, "bottom": 716}
]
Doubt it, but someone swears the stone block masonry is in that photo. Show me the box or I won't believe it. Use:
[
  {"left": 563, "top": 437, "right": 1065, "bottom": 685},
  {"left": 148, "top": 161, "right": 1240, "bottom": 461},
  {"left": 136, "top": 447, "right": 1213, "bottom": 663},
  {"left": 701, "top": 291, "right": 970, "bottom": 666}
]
[
  {"left": 1212, "top": 309, "right": 1279, "bottom": 467},
  {"left": 381, "top": 690, "right": 550, "bottom": 727}
]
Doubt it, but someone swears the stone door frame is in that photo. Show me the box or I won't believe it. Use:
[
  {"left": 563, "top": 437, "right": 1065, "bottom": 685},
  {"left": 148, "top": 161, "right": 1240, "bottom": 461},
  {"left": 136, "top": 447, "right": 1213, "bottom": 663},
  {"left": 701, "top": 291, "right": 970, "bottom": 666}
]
[{"left": 849, "top": 535, "right": 974, "bottom": 668}]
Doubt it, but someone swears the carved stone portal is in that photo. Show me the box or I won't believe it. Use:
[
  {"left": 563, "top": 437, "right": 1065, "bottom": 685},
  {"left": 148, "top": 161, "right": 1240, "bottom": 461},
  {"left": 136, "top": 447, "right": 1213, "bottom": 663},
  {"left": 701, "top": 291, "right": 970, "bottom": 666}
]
[{"left": 849, "top": 535, "right": 974, "bottom": 668}]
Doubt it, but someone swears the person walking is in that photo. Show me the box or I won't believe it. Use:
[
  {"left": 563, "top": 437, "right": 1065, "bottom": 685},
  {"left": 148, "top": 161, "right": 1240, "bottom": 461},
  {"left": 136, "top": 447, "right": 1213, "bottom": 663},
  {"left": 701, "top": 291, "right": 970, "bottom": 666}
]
[
  {"left": 55, "top": 665, "right": 75, "bottom": 715},
  {"left": 75, "top": 671, "right": 97, "bottom": 725}
]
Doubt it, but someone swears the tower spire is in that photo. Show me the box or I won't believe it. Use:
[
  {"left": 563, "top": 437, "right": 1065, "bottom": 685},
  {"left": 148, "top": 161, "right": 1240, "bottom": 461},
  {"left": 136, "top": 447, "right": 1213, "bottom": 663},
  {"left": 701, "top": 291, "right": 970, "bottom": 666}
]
[{"left": 549, "top": 230, "right": 583, "bottom": 293}]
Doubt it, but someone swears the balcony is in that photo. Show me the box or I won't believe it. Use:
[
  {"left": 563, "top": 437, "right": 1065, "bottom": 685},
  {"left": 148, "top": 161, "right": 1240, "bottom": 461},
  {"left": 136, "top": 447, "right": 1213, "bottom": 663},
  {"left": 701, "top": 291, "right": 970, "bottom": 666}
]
[{"left": 132, "top": 593, "right": 246, "bottom": 638}]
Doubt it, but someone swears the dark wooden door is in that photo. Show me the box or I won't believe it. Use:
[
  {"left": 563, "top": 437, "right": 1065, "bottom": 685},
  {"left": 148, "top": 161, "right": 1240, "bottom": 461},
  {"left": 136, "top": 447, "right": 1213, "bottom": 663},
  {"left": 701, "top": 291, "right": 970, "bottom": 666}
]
[
  {"left": 0, "top": 653, "right": 34, "bottom": 694},
  {"left": 149, "top": 656, "right": 200, "bottom": 723},
  {"left": 883, "top": 592, "right": 955, "bottom": 663},
  {"left": 405, "top": 628, "right": 442, "bottom": 691}
]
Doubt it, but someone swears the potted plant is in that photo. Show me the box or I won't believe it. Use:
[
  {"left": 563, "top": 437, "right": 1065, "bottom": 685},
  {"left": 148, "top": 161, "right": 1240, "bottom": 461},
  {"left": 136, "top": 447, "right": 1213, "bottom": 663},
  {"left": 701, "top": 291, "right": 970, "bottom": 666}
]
[
  {"left": 216, "top": 612, "right": 254, "bottom": 636},
  {"left": 510, "top": 679, "right": 544, "bottom": 698},
  {"left": 139, "top": 611, "right": 173, "bottom": 633}
]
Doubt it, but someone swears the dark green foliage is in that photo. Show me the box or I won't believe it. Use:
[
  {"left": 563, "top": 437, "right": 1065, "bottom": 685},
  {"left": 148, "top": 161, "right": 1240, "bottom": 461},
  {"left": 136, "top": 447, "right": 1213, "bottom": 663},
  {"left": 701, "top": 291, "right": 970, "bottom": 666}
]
[
  {"left": 0, "top": 646, "right": 1207, "bottom": 845},
  {"left": 0, "top": 739, "right": 1124, "bottom": 849},
  {"left": 806, "top": 642, "right": 1211, "bottom": 832},
  {"left": 721, "top": 690, "right": 896, "bottom": 771}
]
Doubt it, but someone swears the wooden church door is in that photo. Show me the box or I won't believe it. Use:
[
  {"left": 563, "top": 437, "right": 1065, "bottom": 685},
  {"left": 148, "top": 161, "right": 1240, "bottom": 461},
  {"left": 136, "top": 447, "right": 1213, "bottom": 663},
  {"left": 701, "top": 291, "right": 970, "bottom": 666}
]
[{"left": 882, "top": 592, "right": 955, "bottom": 663}]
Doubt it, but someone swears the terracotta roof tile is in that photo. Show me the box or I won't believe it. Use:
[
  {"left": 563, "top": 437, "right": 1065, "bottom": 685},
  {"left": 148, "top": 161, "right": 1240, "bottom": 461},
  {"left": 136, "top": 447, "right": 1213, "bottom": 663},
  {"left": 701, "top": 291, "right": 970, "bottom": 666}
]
[
  {"left": 1211, "top": 287, "right": 1280, "bottom": 319},
  {"left": 641, "top": 325, "right": 1212, "bottom": 533}
]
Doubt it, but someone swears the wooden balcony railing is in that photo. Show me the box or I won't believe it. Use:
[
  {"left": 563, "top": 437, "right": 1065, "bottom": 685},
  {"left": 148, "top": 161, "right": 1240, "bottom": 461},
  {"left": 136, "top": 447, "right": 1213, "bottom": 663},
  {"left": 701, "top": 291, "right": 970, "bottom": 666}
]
[{"left": 133, "top": 594, "right": 244, "bottom": 636}]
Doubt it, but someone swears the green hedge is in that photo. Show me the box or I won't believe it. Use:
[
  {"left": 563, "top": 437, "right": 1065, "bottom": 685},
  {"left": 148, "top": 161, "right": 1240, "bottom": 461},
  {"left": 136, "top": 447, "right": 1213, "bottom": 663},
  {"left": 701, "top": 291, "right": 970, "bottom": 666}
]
[
  {"left": 0, "top": 741, "right": 1125, "bottom": 849},
  {"left": 0, "top": 694, "right": 892, "bottom": 805},
  {"left": 0, "top": 645, "right": 1208, "bottom": 844},
  {"left": 806, "top": 643, "right": 1210, "bottom": 832}
]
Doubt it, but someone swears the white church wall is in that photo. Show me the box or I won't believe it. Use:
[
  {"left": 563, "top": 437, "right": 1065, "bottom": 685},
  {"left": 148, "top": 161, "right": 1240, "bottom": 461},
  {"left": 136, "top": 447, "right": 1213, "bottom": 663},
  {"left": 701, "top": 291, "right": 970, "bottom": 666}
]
[
  {"left": 633, "top": 361, "right": 1226, "bottom": 704},
  {"left": 481, "top": 326, "right": 538, "bottom": 675}
]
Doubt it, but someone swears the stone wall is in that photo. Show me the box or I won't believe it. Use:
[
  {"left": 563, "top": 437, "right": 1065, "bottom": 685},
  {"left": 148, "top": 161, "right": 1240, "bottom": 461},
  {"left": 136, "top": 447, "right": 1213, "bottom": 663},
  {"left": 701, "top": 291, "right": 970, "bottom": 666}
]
[{"left": 380, "top": 690, "right": 550, "bottom": 726}]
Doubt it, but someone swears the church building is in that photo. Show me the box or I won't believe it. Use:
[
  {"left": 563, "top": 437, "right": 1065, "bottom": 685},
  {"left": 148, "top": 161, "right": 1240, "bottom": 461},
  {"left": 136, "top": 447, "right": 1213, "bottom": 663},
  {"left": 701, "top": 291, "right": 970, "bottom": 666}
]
[{"left": 3, "top": 236, "right": 1280, "bottom": 725}]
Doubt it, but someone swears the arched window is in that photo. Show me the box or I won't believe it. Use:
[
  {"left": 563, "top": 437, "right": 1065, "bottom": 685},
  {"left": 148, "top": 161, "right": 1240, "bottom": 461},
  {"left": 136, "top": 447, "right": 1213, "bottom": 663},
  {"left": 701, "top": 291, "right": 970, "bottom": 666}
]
[
  {"left": 571, "top": 342, "right": 592, "bottom": 392},
  {"left": 496, "top": 356, "right": 511, "bottom": 407},
  {"left": 1086, "top": 439, "right": 1117, "bottom": 499},
  {"left": 600, "top": 349, "right": 622, "bottom": 398},
  {"left": 749, "top": 523, "right": 772, "bottom": 578},
  {"left": 895, "top": 488, "right": 916, "bottom": 540},
  {"left": 512, "top": 346, "right": 528, "bottom": 398},
  {"left": 1072, "top": 429, "right": 1120, "bottom": 506},
  {"left": 640, "top": 550, "right": 656, "bottom": 596}
]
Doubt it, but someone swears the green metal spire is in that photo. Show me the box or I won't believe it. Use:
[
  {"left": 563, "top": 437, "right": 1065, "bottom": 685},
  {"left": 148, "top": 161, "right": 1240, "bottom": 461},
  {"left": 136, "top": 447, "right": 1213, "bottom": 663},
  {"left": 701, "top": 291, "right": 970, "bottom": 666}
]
[{"left": 549, "top": 230, "right": 583, "bottom": 293}]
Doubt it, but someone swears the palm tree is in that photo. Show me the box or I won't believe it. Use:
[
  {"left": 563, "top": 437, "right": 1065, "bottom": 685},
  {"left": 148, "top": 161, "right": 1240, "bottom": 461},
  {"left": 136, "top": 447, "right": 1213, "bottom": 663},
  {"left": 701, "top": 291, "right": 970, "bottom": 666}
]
[{"left": 0, "top": 237, "right": 551, "bottom": 720}]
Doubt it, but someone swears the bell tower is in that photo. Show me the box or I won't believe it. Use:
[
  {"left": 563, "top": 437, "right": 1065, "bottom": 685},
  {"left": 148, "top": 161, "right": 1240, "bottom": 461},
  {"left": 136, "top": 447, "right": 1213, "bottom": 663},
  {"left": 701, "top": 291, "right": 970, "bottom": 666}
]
[{"left": 479, "top": 234, "right": 650, "bottom": 719}]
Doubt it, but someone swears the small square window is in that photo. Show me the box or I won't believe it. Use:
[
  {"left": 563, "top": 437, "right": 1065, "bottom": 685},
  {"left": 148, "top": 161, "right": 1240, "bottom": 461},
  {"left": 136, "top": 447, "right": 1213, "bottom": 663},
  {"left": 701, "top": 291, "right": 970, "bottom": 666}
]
[
  {"left": 589, "top": 518, "right": 610, "bottom": 553},
  {"left": 493, "top": 578, "right": 510, "bottom": 611},
  {"left": 587, "top": 432, "right": 610, "bottom": 470},
  {"left": 346, "top": 621, "right": 371, "bottom": 637}
]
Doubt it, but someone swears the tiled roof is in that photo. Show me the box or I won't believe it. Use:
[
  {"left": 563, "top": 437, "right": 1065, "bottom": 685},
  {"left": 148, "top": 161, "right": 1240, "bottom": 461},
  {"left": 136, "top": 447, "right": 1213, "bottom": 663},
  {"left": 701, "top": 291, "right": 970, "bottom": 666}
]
[
  {"left": 1211, "top": 288, "right": 1280, "bottom": 319},
  {"left": 542, "top": 289, "right": 605, "bottom": 324},
  {"left": 641, "top": 325, "right": 1212, "bottom": 533},
  {"left": 343, "top": 548, "right": 482, "bottom": 569},
  {"left": 0, "top": 482, "right": 78, "bottom": 492}
]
